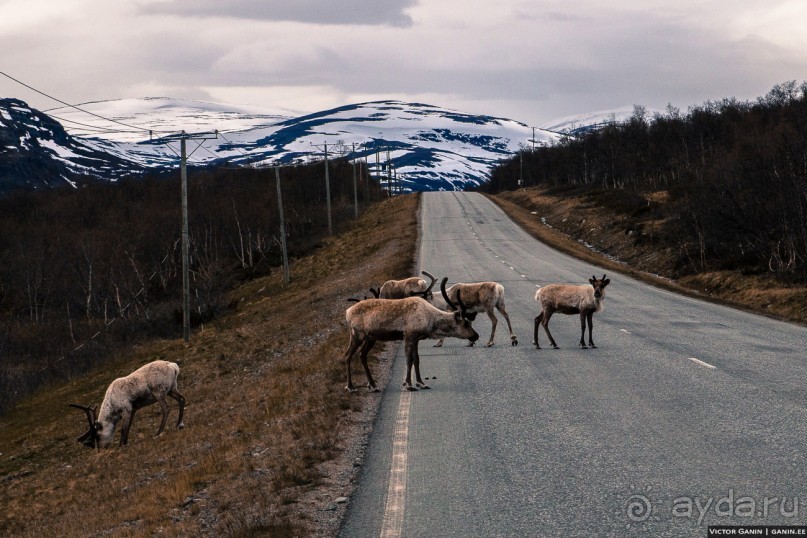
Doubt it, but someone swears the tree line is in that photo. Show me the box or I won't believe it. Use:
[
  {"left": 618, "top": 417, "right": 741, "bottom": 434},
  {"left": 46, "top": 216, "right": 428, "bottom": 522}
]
[
  {"left": 484, "top": 81, "right": 807, "bottom": 280},
  {"left": 0, "top": 158, "right": 383, "bottom": 414}
]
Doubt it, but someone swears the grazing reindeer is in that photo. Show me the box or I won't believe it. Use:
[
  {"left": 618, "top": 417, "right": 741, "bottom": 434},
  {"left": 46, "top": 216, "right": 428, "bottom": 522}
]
[
  {"left": 69, "top": 360, "right": 186, "bottom": 448},
  {"left": 432, "top": 281, "right": 518, "bottom": 347},
  {"left": 534, "top": 275, "right": 610, "bottom": 349},
  {"left": 378, "top": 270, "right": 437, "bottom": 300},
  {"left": 343, "top": 277, "right": 479, "bottom": 392}
]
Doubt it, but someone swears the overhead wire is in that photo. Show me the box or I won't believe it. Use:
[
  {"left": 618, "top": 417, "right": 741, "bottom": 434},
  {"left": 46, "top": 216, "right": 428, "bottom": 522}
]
[{"left": 0, "top": 70, "right": 175, "bottom": 135}]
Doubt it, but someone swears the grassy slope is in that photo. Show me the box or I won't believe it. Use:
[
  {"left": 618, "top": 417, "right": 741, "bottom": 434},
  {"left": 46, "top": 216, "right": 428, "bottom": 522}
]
[
  {"left": 491, "top": 187, "right": 807, "bottom": 325},
  {"left": 0, "top": 194, "right": 420, "bottom": 537}
]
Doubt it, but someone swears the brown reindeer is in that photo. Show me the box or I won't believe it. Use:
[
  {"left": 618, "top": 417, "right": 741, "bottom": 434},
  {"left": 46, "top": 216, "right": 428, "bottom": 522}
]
[
  {"left": 377, "top": 270, "right": 437, "bottom": 300},
  {"left": 343, "top": 277, "right": 479, "bottom": 392},
  {"left": 534, "top": 275, "right": 610, "bottom": 349},
  {"left": 69, "top": 360, "right": 186, "bottom": 448},
  {"left": 432, "top": 281, "right": 518, "bottom": 347}
]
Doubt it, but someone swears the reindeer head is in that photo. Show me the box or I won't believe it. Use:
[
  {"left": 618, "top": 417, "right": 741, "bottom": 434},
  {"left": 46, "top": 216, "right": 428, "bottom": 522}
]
[
  {"left": 69, "top": 403, "right": 101, "bottom": 449},
  {"left": 589, "top": 274, "right": 611, "bottom": 299},
  {"left": 440, "top": 277, "right": 480, "bottom": 343}
]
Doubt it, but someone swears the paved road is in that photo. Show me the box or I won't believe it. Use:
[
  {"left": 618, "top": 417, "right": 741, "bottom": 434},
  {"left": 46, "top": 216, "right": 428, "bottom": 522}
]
[{"left": 341, "top": 191, "right": 807, "bottom": 537}]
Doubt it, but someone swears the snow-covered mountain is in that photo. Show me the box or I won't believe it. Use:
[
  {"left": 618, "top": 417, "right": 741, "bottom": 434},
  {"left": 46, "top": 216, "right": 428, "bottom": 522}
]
[
  {"left": 541, "top": 106, "right": 662, "bottom": 136},
  {"left": 2, "top": 97, "right": 562, "bottom": 193},
  {"left": 0, "top": 98, "right": 144, "bottom": 194}
]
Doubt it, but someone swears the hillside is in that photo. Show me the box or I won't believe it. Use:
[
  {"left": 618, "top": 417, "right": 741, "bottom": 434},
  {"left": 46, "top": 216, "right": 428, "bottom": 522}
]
[
  {"left": 0, "top": 194, "right": 420, "bottom": 537},
  {"left": 490, "top": 186, "right": 807, "bottom": 325}
]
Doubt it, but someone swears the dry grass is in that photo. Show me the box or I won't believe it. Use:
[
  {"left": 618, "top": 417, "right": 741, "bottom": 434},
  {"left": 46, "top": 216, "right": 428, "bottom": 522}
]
[
  {"left": 491, "top": 187, "right": 807, "bottom": 325},
  {"left": 0, "top": 194, "right": 420, "bottom": 537}
]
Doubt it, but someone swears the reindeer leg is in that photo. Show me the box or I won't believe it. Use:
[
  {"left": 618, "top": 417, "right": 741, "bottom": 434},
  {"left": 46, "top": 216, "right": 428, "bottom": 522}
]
[
  {"left": 413, "top": 339, "right": 430, "bottom": 389},
  {"left": 543, "top": 310, "right": 559, "bottom": 349},
  {"left": 169, "top": 388, "right": 186, "bottom": 428},
  {"left": 587, "top": 312, "right": 596, "bottom": 348},
  {"left": 485, "top": 309, "right": 497, "bottom": 347},
  {"left": 343, "top": 332, "right": 362, "bottom": 392},
  {"left": 497, "top": 303, "right": 518, "bottom": 346},
  {"left": 120, "top": 409, "right": 133, "bottom": 446},
  {"left": 533, "top": 311, "right": 543, "bottom": 348},
  {"left": 579, "top": 312, "right": 588, "bottom": 348},
  {"left": 359, "top": 339, "right": 379, "bottom": 392},
  {"left": 156, "top": 396, "right": 170, "bottom": 436},
  {"left": 403, "top": 339, "right": 418, "bottom": 391}
]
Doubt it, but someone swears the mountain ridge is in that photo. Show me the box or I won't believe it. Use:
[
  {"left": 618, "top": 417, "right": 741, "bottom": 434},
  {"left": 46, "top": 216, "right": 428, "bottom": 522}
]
[{"left": 2, "top": 97, "right": 565, "bottom": 193}]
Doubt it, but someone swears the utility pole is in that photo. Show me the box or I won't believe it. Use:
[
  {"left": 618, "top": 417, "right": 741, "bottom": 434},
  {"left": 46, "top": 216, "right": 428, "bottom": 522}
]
[
  {"left": 180, "top": 136, "right": 190, "bottom": 343},
  {"left": 324, "top": 142, "right": 332, "bottom": 235},
  {"left": 532, "top": 126, "right": 536, "bottom": 153},
  {"left": 519, "top": 151, "right": 523, "bottom": 188},
  {"left": 176, "top": 130, "right": 218, "bottom": 343},
  {"left": 352, "top": 143, "right": 359, "bottom": 218},
  {"left": 363, "top": 145, "right": 370, "bottom": 199},
  {"left": 311, "top": 141, "right": 333, "bottom": 235},
  {"left": 275, "top": 167, "right": 290, "bottom": 283},
  {"left": 375, "top": 147, "right": 381, "bottom": 197},
  {"left": 386, "top": 147, "right": 391, "bottom": 195}
]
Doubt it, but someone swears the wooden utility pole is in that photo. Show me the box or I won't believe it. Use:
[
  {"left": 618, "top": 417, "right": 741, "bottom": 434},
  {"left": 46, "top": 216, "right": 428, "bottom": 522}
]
[
  {"left": 352, "top": 143, "right": 359, "bottom": 218},
  {"left": 324, "top": 142, "right": 332, "bottom": 235},
  {"left": 180, "top": 136, "right": 190, "bottom": 343},
  {"left": 176, "top": 130, "right": 218, "bottom": 343},
  {"left": 275, "top": 167, "right": 290, "bottom": 283}
]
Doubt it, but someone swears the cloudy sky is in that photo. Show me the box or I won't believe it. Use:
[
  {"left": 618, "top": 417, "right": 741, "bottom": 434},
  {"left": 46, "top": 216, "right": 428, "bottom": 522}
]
[{"left": 1, "top": 0, "right": 806, "bottom": 127}]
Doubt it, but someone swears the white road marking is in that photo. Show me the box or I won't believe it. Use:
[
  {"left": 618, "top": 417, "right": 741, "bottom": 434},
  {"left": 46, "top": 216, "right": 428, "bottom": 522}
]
[
  {"left": 380, "top": 391, "right": 412, "bottom": 538},
  {"left": 620, "top": 329, "right": 631, "bottom": 334},
  {"left": 687, "top": 357, "right": 716, "bottom": 369}
]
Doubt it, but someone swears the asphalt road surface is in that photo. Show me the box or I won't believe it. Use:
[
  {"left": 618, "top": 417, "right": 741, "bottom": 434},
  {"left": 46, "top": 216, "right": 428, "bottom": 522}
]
[{"left": 340, "top": 191, "right": 807, "bottom": 537}]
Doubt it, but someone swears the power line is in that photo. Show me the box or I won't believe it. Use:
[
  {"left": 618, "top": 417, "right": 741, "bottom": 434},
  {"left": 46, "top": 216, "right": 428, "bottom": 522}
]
[
  {"left": 45, "top": 113, "right": 146, "bottom": 135},
  {"left": 0, "top": 70, "right": 175, "bottom": 135}
]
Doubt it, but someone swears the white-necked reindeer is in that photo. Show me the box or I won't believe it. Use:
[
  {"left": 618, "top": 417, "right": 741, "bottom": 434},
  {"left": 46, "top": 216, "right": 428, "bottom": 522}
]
[
  {"left": 376, "top": 270, "right": 437, "bottom": 300},
  {"left": 432, "top": 281, "right": 518, "bottom": 347},
  {"left": 533, "top": 274, "right": 611, "bottom": 349},
  {"left": 343, "top": 277, "right": 479, "bottom": 392},
  {"left": 69, "top": 360, "right": 186, "bottom": 448}
]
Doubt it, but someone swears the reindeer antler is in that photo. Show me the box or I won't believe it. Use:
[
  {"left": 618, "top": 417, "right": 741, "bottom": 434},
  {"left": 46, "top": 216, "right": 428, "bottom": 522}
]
[
  {"left": 69, "top": 403, "right": 99, "bottom": 447},
  {"left": 421, "top": 271, "right": 437, "bottom": 297},
  {"left": 440, "top": 277, "right": 458, "bottom": 311}
]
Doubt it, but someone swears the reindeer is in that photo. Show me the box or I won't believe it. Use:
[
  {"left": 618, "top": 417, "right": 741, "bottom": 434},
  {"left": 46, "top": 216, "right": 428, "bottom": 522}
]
[
  {"left": 533, "top": 274, "right": 610, "bottom": 349},
  {"left": 343, "top": 277, "right": 479, "bottom": 392},
  {"left": 432, "top": 281, "right": 518, "bottom": 347},
  {"left": 377, "top": 270, "right": 437, "bottom": 300},
  {"left": 69, "top": 360, "right": 186, "bottom": 448}
]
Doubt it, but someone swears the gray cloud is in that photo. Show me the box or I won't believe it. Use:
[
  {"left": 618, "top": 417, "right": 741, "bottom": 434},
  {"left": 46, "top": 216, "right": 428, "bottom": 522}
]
[{"left": 144, "top": 0, "right": 416, "bottom": 27}]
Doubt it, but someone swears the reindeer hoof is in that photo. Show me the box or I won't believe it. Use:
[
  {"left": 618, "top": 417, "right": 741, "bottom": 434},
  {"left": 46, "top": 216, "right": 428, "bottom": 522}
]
[
  {"left": 345, "top": 386, "right": 357, "bottom": 393},
  {"left": 551, "top": 344, "right": 559, "bottom": 349},
  {"left": 368, "top": 386, "right": 380, "bottom": 393},
  {"left": 177, "top": 423, "right": 185, "bottom": 429},
  {"left": 433, "top": 343, "right": 443, "bottom": 348},
  {"left": 512, "top": 337, "right": 518, "bottom": 346},
  {"left": 405, "top": 386, "right": 418, "bottom": 392},
  {"left": 590, "top": 344, "right": 597, "bottom": 349},
  {"left": 485, "top": 342, "right": 494, "bottom": 348},
  {"left": 466, "top": 341, "right": 476, "bottom": 347},
  {"left": 416, "top": 383, "right": 431, "bottom": 390},
  {"left": 580, "top": 343, "right": 588, "bottom": 349}
]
